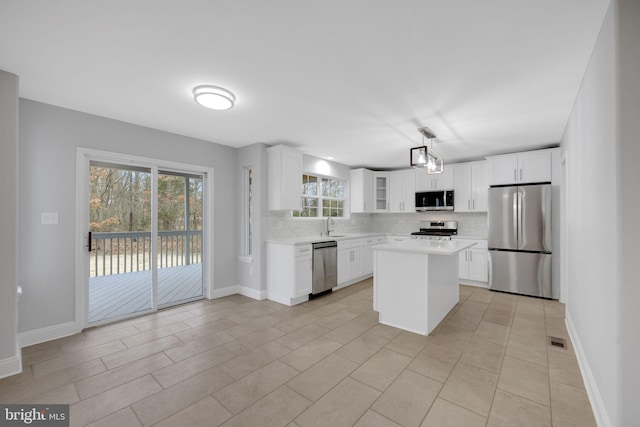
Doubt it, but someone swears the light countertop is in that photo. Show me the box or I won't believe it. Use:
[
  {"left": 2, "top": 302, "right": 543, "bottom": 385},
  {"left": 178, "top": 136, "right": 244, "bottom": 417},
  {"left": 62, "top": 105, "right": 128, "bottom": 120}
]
[
  {"left": 266, "top": 233, "right": 387, "bottom": 246},
  {"left": 373, "top": 239, "right": 476, "bottom": 255}
]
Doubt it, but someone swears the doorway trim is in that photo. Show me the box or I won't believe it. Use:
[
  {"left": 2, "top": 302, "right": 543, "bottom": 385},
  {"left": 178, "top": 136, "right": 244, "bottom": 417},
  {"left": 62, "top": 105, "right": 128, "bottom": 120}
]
[{"left": 75, "top": 148, "right": 214, "bottom": 330}]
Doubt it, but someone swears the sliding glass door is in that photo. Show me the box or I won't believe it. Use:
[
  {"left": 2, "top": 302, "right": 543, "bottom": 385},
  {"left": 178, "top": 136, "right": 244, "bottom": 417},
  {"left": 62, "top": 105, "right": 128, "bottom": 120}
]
[
  {"left": 87, "top": 161, "right": 204, "bottom": 325},
  {"left": 157, "top": 171, "right": 204, "bottom": 307}
]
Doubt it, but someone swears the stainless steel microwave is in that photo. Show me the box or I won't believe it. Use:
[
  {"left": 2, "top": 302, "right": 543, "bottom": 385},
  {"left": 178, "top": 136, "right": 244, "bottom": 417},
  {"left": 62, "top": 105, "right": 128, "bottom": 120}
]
[{"left": 415, "top": 190, "right": 454, "bottom": 211}]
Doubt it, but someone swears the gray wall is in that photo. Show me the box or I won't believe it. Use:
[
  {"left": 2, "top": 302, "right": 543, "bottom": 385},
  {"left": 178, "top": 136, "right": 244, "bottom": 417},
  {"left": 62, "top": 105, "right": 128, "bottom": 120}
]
[
  {"left": 18, "top": 100, "right": 238, "bottom": 333},
  {"left": 561, "top": 0, "right": 640, "bottom": 424},
  {"left": 0, "top": 71, "right": 19, "bottom": 364}
]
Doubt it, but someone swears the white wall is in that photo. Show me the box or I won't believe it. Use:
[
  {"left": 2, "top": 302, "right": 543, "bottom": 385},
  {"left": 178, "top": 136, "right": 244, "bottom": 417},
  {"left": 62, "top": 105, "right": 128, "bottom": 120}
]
[
  {"left": 18, "top": 100, "right": 238, "bottom": 335},
  {"left": 561, "top": 0, "right": 640, "bottom": 424},
  {"left": 0, "top": 70, "right": 20, "bottom": 377}
]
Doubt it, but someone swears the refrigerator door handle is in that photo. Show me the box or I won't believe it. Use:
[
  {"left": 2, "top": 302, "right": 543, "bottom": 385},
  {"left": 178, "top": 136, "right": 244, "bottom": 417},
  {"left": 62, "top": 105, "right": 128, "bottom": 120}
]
[
  {"left": 513, "top": 191, "right": 519, "bottom": 245},
  {"left": 517, "top": 190, "right": 523, "bottom": 249}
]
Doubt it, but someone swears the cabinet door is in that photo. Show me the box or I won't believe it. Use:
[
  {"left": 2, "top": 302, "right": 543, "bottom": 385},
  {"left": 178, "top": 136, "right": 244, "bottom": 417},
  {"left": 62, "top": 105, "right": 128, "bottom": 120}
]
[
  {"left": 374, "top": 173, "right": 389, "bottom": 212},
  {"left": 294, "top": 255, "right": 312, "bottom": 297},
  {"left": 469, "top": 249, "right": 488, "bottom": 282},
  {"left": 402, "top": 170, "right": 416, "bottom": 211},
  {"left": 488, "top": 156, "right": 519, "bottom": 186},
  {"left": 337, "top": 249, "right": 350, "bottom": 284},
  {"left": 458, "top": 250, "right": 470, "bottom": 280},
  {"left": 518, "top": 151, "right": 551, "bottom": 183},
  {"left": 471, "top": 162, "right": 488, "bottom": 212},
  {"left": 415, "top": 171, "right": 431, "bottom": 192},
  {"left": 350, "top": 247, "right": 364, "bottom": 278},
  {"left": 389, "top": 171, "right": 404, "bottom": 212},
  {"left": 350, "top": 169, "right": 373, "bottom": 213},
  {"left": 268, "top": 145, "right": 303, "bottom": 211},
  {"left": 434, "top": 168, "right": 454, "bottom": 190},
  {"left": 454, "top": 164, "right": 472, "bottom": 212}
]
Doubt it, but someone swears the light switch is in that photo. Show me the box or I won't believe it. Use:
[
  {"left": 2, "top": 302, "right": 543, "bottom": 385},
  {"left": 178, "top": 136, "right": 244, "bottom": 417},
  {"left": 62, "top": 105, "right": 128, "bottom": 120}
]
[{"left": 41, "top": 212, "right": 59, "bottom": 225}]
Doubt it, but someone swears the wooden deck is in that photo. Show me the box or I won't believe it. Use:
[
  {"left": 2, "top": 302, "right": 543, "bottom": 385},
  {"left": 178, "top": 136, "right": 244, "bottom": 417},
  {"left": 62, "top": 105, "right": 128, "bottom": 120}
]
[{"left": 89, "top": 263, "right": 203, "bottom": 323}]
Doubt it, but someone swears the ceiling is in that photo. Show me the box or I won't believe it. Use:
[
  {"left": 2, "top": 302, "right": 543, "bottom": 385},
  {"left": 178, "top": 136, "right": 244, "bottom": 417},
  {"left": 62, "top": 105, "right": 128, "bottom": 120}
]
[{"left": 0, "top": 0, "right": 610, "bottom": 169}]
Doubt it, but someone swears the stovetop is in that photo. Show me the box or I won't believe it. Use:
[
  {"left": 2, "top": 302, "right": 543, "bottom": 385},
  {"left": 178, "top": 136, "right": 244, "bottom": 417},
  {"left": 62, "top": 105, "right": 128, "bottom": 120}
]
[{"left": 411, "top": 220, "right": 458, "bottom": 236}]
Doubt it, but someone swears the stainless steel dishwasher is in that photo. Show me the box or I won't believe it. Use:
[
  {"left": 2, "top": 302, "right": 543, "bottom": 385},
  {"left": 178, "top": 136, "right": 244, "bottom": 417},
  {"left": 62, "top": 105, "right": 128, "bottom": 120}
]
[{"left": 311, "top": 241, "right": 337, "bottom": 295}]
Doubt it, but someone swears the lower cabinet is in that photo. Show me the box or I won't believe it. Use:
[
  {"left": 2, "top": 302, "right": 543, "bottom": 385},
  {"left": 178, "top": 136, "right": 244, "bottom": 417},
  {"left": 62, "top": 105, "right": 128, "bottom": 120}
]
[
  {"left": 266, "top": 243, "right": 312, "bottom": 306},
  {"left": 455, "top": 239, "right": 489, "bottom": 283},
  {"left": 337, "top": 236, "right": 384, "bottom": 287},
  {"left": 294, "top": 253, "right": 312, "bottom": 297}
]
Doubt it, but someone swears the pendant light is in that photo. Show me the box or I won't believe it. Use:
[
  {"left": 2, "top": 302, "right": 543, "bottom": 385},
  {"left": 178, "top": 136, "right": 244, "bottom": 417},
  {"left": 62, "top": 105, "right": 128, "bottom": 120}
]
[{"left": 410, "top": 127, "right": 444, "bottom": 174}]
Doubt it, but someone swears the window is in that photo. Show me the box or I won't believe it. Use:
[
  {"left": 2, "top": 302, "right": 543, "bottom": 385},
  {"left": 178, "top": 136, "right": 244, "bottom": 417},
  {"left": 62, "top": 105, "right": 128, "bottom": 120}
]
[
  {"left": 293, "top": 174, "right": 345, "bottom": 218},
  {"left": 243, "top": 167, "right": 253, "bottom": 256}
]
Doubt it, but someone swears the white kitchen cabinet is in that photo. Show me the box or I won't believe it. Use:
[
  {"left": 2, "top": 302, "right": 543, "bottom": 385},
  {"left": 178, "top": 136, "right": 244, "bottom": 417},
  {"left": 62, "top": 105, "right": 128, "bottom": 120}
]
[
  {"left": 266, "top": 243, "right": 312, "bottom": 306},
  {"left": 389, "top": 170, "right": 416, "bottom": 212},
  {"left": 350, "top": 168, "right": 374, "bottom": 213},
  {"left": 294, "top": 253, "right": 312, "bottom": 297},
  {"left": 338, "top": 247, "right": 363, "bottom": 284},
  {"left": 455, "top": 239, "right": 488, "bottom": 283},
  {"left": 362, "top": 236, "right": 385, "bottom": 275},
  {"left": 267, "top": 145, "right": 303, "bottom": 211},
  {"left": 454, "top": 161, "right": 488, "bottom": 212},
  {"left": 415, "top": 167, "right": 454, "bottom": 191},
  {"left": 487, "top": 149, "right": 552, "bottom": 185},
  {"left": 373, "top": 173, "right": 390, "bottom": 212}
]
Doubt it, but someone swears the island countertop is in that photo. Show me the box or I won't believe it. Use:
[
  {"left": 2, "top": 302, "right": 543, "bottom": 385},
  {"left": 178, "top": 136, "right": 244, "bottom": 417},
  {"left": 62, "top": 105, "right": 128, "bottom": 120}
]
[{"left": 372, "top": 239, "right": 476, "bottom": 255}]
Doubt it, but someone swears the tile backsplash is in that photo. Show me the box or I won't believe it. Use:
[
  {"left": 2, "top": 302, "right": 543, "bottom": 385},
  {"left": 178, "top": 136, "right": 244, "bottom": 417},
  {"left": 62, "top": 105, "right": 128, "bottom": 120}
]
[{"left": 268, "top": 211, "right": 487, "bottom": 239}]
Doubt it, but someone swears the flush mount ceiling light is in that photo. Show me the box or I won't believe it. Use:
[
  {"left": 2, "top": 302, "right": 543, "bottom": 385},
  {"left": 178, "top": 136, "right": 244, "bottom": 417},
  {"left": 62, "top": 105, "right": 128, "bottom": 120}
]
[
  {"left": 410, "top": 127, "right": 444, "bottom": 174},
  {"left": 193, "top": 85, "right": 235, "bottom": 110}
]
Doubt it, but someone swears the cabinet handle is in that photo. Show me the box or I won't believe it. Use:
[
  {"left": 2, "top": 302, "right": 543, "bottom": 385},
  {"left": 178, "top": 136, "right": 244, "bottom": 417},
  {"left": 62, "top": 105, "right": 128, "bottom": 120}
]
[
  {"left": 468, "top": 200, "right": 470, "bottom": 210},
  {"left": 469, "top": 251, "right": 473, "bottom": 262},
  {"left": 514, "top": 169, "right": 517, "bottom": 182},
  {"left": 519, "top": 168, "right": 523, "bottom": 181},
  {"left": 465, "top": 251, "right": 468, "bottom": 262},
  {"left": 472, "top": 199, "right": 475, "bottom": 210}
]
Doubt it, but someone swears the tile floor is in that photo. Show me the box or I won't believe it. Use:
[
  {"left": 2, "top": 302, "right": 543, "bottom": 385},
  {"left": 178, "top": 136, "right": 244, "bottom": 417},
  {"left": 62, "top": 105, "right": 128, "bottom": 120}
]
[{"left": 0, "top": 280, "right": 597, "bottom": 427}]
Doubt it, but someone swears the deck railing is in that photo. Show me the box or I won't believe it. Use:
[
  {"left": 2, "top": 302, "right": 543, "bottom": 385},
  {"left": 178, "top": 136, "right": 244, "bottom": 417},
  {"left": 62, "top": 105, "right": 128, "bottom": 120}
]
[{"left": 90, "top": 230, "right": 202, "bottom": 277}]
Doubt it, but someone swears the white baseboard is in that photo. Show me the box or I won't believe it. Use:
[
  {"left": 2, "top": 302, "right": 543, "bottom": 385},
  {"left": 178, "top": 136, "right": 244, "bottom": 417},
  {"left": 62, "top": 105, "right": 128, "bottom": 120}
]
[
  {"left": 211, "top": 285, "right": 266, "bottom": 301},
  {"left": 0, "top": 354, "right": 22, "bottom": 379},
  {"left": 19, "top": 321, "right": 80, "bottom": 348},
  {"left": 459, "top": 280, "right": 488, "bottom": 288},
  {"left": 565, "top": 315, "right": 612, "bottom": 427}
]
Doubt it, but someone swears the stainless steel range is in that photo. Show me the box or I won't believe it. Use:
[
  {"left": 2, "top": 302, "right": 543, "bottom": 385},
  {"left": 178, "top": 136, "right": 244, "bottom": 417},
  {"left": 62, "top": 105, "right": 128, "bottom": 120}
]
[{"left": 411, "top": 221, "right": 458, "bottom": 240}]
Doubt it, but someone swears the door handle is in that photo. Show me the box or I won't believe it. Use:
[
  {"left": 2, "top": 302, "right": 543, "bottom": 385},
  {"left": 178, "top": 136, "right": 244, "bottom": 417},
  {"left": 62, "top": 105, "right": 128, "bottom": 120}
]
[
  {"left": 87, "top": 231, "right": 92, "bottom": 252},
  {"left": 513, "top": 191, "right": 518, "bottom": 243}
]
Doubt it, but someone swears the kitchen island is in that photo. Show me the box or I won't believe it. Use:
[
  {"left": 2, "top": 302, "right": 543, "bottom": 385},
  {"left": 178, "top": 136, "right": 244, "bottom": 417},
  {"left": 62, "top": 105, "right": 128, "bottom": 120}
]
[{"left": 372, "top": 239, "right": 477, "bottom": 335}]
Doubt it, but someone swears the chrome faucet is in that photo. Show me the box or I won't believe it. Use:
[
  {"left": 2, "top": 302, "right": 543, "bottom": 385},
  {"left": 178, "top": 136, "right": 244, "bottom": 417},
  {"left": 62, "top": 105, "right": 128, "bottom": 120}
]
[{"left": 326, "top": 216, "right": 335, "bottom": 236}]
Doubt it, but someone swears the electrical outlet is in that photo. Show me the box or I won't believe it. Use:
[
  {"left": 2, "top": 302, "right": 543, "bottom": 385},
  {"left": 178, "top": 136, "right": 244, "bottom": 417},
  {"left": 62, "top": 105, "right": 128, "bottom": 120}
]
[{"left": 41, "top": 212, "right": 59, "bottom": 225}]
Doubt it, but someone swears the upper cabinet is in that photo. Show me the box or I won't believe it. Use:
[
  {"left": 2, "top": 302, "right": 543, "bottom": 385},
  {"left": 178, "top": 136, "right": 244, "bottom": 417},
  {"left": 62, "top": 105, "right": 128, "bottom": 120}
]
[
  {"left": 487, "top": 149, "right": 552, "bottom": 186},
  {"left": 415, "top": 167, "right": 454, "bottom": 191},
  {"left": 350, "top": 168, "right": 374, "bottom": 213},
  {"left": 267, "top": 145, "right": 303, "bottom": 211},
  {"left": 454, "top": 161, "right": 488, "bottom": 212},
  {"left": 373, "top": 172, "right": 390, "bottom": 212},
  {"left": 389, "top": 170, "right": 416, "bottom": 213}
]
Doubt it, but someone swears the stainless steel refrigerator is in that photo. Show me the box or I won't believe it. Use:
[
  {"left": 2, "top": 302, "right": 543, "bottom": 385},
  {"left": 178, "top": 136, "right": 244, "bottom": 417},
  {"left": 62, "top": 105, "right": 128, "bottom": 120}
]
[{"left": 488, "top": 184, "right": 553, "bottom": 298}]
